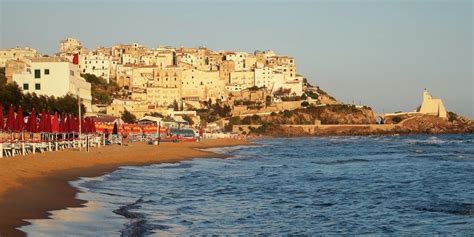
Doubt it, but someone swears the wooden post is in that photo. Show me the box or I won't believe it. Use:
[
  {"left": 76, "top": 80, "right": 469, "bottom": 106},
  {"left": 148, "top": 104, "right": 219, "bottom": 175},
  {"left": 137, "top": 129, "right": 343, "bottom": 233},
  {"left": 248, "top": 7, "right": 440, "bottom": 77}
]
[
  {"left": 0, "top": 143, "right": 3, "bottom": 158},
  {"left": 21, "top": 142, "right": 25, "bottom": 156},
  {"left": 32, "top": 143, "right": 36, "bottom": 154}
]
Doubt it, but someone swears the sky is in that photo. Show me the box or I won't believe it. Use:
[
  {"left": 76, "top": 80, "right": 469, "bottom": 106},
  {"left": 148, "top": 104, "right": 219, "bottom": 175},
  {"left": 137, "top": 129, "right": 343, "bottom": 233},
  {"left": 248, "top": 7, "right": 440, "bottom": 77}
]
[{"left": 1, "top": 0, "right": 472, "bottom": 117}]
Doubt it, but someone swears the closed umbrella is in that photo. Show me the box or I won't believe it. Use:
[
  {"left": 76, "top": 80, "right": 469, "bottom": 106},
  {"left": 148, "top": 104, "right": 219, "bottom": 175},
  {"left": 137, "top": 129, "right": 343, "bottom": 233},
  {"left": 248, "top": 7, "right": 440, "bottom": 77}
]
[
  {"left": 45, "top": 113, "right": 52, "bottom": 133},
  {"left": 90, "top": 118, "right": 96, "bottom": 133},
  {"left": 83, "top": 118, "right": 89, "bottom": 133},
  {"left": 5, "top": 104, "right": 14, "bottom": 132},
  {"left": 14, "top": 106, "right": 24, "bottom": 132},
  {"left": 66, "top": 114, "right": 72, "bottom": 133},
  {"left": 27, "top": 108, "right": 37, "bottom": 133},
  {"left": 73, "top": 116, "right": 79, "bottom": 132},
  {"left": 38, "top": 111, "right": 46, "bottom": 133},
  {"left": 52, "top": 112, "right": 59, "bottom": 133},
  {"left": 60, "top": 114, "right": 67, "bottom": 133},
  {"left": 112, "top": 122, "right": 118, "bottom": 135}
]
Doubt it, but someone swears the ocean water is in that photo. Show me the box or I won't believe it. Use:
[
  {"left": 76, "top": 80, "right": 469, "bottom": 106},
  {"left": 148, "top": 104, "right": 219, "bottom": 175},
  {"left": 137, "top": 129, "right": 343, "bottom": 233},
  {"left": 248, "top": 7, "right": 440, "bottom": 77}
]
[{"left": 22, "top": 134, "right": 474, "bottom": 236}]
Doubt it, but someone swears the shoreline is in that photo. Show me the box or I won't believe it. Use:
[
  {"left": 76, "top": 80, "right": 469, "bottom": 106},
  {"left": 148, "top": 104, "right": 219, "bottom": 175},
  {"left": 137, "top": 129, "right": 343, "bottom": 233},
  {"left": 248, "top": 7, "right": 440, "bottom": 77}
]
[{"left": 0, "top": 139, "right": 250, "bottom": 237}]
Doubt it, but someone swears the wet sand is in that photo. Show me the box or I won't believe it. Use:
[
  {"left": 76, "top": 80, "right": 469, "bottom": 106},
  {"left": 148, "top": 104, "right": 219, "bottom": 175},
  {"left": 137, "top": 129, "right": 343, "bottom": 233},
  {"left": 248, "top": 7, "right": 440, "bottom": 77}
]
[{"left": 0, "top": 138, "right": 250, "bottom": 237}]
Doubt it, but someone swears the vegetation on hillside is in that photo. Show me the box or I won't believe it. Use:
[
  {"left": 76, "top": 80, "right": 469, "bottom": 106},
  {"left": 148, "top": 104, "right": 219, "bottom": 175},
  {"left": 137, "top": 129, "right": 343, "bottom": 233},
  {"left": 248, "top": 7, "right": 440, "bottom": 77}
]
[
  {"left": 121, "top": 109, "right": 136, "bottom": 123},
  {"left": 81, "top": 73, "right": 120, "bottom": 104},
  {"left": 197, "top": 100, "right": 232, "bottom": 125}
]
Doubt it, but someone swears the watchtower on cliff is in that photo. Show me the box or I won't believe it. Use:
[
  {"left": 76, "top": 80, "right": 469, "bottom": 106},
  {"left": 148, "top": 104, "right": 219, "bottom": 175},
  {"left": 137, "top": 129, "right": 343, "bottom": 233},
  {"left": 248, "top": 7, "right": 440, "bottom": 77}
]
[{"left": 417, "top": 89, "right": 447, "bottom": 118}]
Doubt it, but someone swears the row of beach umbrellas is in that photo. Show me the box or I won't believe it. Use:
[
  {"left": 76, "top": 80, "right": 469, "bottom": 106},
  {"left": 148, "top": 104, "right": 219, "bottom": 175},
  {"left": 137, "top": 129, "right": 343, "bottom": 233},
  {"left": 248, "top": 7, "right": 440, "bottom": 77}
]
[{"left": 0, "top": 104, "right": 96, "bottom": 134}]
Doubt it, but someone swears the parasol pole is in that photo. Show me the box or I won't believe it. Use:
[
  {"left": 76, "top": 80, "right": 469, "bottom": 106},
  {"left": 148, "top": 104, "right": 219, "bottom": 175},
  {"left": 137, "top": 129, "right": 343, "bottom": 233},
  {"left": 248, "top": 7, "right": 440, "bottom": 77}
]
[{"left": 77, "top": 88, "right": 82, "bottom": 151}]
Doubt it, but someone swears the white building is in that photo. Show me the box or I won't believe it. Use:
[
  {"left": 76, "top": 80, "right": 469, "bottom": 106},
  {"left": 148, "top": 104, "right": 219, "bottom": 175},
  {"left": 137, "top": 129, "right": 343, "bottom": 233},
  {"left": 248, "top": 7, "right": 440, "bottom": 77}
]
[
  {"left": 80, "top": 53, "right": 111, "bottom": 83},
  {"left": 12, "top": 57, "right": 92, "bottom": 112},
  {"left": 255, "top": 67, "right": 276, "bottom": 89},
  {"left": 225, "top": 52, "right": 247, "bottom": 71}
]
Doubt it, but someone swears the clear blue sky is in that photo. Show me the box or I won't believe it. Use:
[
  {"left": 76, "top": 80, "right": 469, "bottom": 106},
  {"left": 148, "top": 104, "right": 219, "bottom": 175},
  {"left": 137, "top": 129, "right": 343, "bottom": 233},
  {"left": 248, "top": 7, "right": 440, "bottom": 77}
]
[{"left": 1, "top": 0, "right": 472, "bottom": 117}]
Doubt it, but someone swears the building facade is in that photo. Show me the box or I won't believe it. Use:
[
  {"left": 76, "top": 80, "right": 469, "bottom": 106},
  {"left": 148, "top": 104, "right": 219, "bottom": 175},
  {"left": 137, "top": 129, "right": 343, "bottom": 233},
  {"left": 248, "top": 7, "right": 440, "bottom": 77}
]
[{"left": 11, "top": 57, "right": 92, "bottom": 111}]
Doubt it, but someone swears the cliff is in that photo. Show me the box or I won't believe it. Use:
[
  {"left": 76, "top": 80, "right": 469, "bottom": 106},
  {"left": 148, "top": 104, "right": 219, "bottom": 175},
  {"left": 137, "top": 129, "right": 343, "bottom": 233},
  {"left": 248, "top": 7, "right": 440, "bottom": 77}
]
[
  {"left": 261, "top": 104, "right": 376, "bottom": 125},
  {"left": 259, "top": 114, "right": 473, "bottom": 137}
]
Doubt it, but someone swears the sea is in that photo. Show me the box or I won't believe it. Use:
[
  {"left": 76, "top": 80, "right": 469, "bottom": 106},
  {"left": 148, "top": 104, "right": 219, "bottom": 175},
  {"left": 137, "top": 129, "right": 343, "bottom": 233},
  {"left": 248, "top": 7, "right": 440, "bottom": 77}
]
[{"left": 21, "top": 134, "right": 474, "bottom": 236}]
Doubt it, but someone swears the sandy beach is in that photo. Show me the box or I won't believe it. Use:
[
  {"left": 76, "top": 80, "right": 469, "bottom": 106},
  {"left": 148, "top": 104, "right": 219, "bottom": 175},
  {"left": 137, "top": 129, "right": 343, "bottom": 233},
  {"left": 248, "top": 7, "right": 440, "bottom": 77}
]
[{"left": 0, "top": 138, "right": 250, "bottom": 237}]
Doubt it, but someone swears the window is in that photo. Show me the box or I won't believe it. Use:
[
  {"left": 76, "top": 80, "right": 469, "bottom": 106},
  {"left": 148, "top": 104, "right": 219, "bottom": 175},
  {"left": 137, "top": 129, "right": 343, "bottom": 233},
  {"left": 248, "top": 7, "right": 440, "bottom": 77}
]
[
  {"left": 23, "top": 83, "right": 29, "bottom": 90},
  {"left": 70, "top": 70, "right": 74, "bottom": 76},
  {"left": 44, "top": 69, "right": 50, "bottom": 75},
  {"left": 34, "top": 69, "right": 41, "bottom": 78},
  {"left": 35, "top": 83, "right": 41, "bottom": 90}
]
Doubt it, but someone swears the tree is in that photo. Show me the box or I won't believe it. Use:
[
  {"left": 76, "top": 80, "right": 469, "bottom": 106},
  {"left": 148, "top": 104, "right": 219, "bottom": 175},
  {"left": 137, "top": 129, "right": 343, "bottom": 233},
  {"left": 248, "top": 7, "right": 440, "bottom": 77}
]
[
  {"left": 173, "top": 99, "right": 179, "bottom": 111},
  {"left": 0, "top": 67, "right": 7, "bottom": 86},
  {"left": 301, "top": 101, "right": 310, "bottom": 107},
  {"left": 0, "top": 82, "right": 85, "bottom": 115},
  {"left": 265, "top": 95, "right": 272, "bottom": 106},
  {"left": 122, "top": 109, "right": 136, "bottom": 123},
  {"left": 182, "top": 115, "right": 194, "bottom": 126}
]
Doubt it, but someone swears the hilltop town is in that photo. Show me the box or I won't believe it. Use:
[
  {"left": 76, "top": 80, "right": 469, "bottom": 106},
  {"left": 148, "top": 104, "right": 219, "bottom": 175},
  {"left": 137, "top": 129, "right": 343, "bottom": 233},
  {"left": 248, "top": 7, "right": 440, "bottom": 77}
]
[{"left": 0, "top": 38, "right": 472, "bottom": 135}]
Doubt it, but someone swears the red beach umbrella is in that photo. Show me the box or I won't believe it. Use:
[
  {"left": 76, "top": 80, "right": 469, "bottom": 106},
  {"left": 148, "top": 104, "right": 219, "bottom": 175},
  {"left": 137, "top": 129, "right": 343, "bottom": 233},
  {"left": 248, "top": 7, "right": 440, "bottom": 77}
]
[
  {"left": 52, "top": 112, "right": 59, "bottom": 133},
  {"left": 38, "top": 111, "right": 46, "bottom": 133},
  {"left": 27, "top": 108, "right": 37, "bottom": 133},
  {"left": 71, "top": 116, "right": 76, "bottom": 132},
  {"left": 14, "top": 106, "right": 24, "bottom": 132},
  {"left": 74, "top": 116, "right": 79, "bottom": 132},
  {"left": 93, "top": 119, "right": 97, "bottom": 133},
  {"left": 90, "top": 118, "right": 96, "bottom": 133},
  {"left": 66, "top": 114, "right": 72, "bottom": 133},
  {"left": 60, "top": 114, "right": 66, "bottom": 133},
  {"left": 86, "top": 118, "right": 92, "bottom": 133},
  {"left": 83, "top": 118, "right": 89, "bottom": 133},
  {"left": 5, "top": 104, "right": 15, "bottom": 132},
  {"left": 45, "top": 113, "right": 52, "bottom": 133},
  {"left": 0, "top": 105, "right": 4, "bottom": 131}
]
